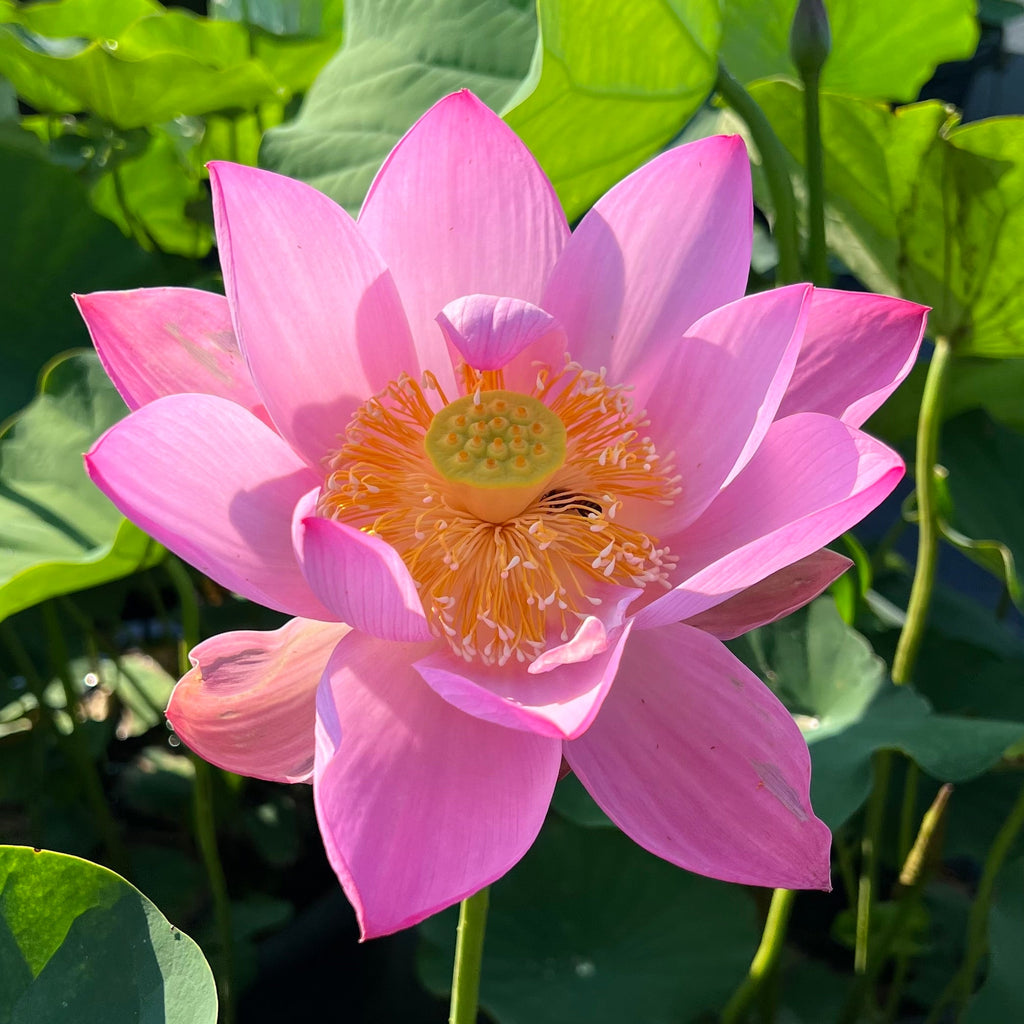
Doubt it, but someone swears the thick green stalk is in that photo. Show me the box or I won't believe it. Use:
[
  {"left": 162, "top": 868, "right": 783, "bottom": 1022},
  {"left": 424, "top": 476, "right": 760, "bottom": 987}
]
[
  {"left": 800, "top": 71, "right": 828, "bottom": 285},
  {"left": 892, "top": 338, "right": 954, "bottom": 685},
  {"left": 449, "top": 887, "right": 490, "bottom": 1024},
  {"left": 841, "top": 785, "right": 952, "bottom": 1024},
  {"left": 41, "top": 602, "right": 129, "bottom": 874},
  {"left": 715, "top": 63, "right": 802, "bottom": 285},
  {"left": 192, "top": 756, "right": 235, "bottom": 1024},
  {"left": 720, "top": 888, "right": 796, "bottom": 1024},
  {"left": 897, "top": 761, "right": 921, "bottom": 864},
  {"left": 1, "top": 622, "right": 57, "bottom": 845},
  {"left": 165, "top": 557, "right": 235, "bottom": 1024},
  {"left": 854, "top": 752, "right": 892, "bottom": 977}
]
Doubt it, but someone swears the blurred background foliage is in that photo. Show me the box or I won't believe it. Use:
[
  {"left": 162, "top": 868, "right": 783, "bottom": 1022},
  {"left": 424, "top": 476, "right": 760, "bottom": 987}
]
[{"left": 2, "top": 1, "right": 1024, "bottom": 1022}]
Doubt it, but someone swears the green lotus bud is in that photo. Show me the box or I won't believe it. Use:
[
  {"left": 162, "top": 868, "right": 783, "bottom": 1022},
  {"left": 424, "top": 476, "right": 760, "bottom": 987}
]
[{"left": 789, "top": 0, "right": 831, "bottom": 79}]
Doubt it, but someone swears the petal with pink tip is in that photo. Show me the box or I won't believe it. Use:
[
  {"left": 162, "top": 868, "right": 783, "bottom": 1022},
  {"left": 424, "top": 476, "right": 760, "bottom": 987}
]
[
  {"left": 315, "top": 630, "right": 561, "bottom": 938},
  {"left": 435, "top": 294, "right": 566, "bottom": 372},
  {"left": 683, "top": 549, "right": 853, "bottom": 640},
  {"left": 542, "top": 135, "right": 752, "bottom": 383},
  {"left": 566, "top": 623, "right": 832, "bottom": 890},
  {"left": 85, "top": 394, "right": 334, "bottom": 619},
  {"left": 639, "top": 284, "right": 812, "bottom": 533},
  {"left": 75, "top": 288, "right": 269, "bottom": 422},
  {"left": 635, "top": 413, "right": 903, "bottom": 629},
  {"left": 167, "top": 617, "right": 349, "bottom": 783},
  {"left": 210, "top": 161, "right": 417, "bottom": 466},
  {"left": 414, "top": 622, "right": 631, "bottom": 740},
  {"left": 358, "top": 92, "right": 570, "bottom": 392},
  {"left": 776, "top": 290, "right": 928, "bottom": 426},
  {"left": 296, "top": 514, "right": 433, "bottom": 642}
]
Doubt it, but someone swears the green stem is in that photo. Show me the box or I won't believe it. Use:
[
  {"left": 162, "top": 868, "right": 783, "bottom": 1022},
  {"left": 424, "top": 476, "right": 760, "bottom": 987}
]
[
  {"left": 882, "top": 954, "right": 911, "bottom": 1024},
  {"left": 840, "top": 785, "right": 952, "bottom": 1024},
  {"left": 41, "top": 602, "right": 130, "bottom": 874},
  {"left": 192, "top": 757, "right": 235, "bottom": 1024},
  {"left": 854, "top": 751, "right": 892, "bottom": 977},
  {"left": 449, "top": 887, "right": 490, "bottom": 1024},
  {"left": 1, "top": 623, "right": 53, "bottom": 845},
  {"left": 891, "top": 337, "right": 954, "bottom": 685},
  {"left": 834, "top": 832, "right": 858, "bottom": 910},
  {"left": 715, "top": 62, "right": 802, "bottom": 285},
  {"left": 165, "top": 556, "right": 201, "bottom": 649},
  {"left": 897, "top": 761, "right": 921, "bottom": 865},
  {"left": 953, "top": 782, "right": 1024, "bottom": 1018},
  {"left": 720, "top": 888, "right": 796, "bottom": 1024},
  {"left": 164, "top": 557, "right": 235, "bottom": 1024},
  {"left": 111, "top": 165, "right": 156, "bottom": 250},
  {"left": 800, "top": 70, "right": 828, "bottom": 285}
]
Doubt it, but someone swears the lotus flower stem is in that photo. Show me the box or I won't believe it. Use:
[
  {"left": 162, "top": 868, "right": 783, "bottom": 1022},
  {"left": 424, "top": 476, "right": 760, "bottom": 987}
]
[
  {"left": 854, "top": 750, "right": 892, "bottom": 978},
  {"left": 715, "top": 62, "right": 802, "bottom": 285},
  {"left": 790, "top": 0, "right": 831, "bottom": 285},
  {"left": 449, "top": 886, "right": 490, "bottom": 1024},
  {"left": 897, "top": 761, "right": 921, "bottom": 864},
  {"left": 841, "top": 784, "right": 953, "bottom": 1024},
  {"left": 166, "top": 556, "right": 236, "bottom": 1024},
  {"left": 720, "top": 887, "right": 796, "bottom": 1024},
  {"left": 892, "top": 337, "right": 954, "bottom": 685},
  {"left": 40, "top": 600, "right": 130, "bottom": 875},
  {"left": 799, "top": 73, "right": 828, "bottom": 286}
]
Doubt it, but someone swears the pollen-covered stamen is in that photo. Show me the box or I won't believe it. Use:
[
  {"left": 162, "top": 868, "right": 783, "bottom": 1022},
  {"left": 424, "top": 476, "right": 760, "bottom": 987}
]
[
  {"left": 424, "top": 390, "right": 567, "bottom": 523},
  {"left": 317, "top": 358, "right": 678, "bottom": 666}
]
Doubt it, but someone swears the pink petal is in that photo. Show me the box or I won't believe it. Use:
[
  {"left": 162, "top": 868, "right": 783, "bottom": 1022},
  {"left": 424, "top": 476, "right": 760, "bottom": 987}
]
[
  {"left": 542, "top": 136, "right": 752, "bottom": 383},
  {"left": 75, "top": 288, "right": 269, "bottom": 423},
  {"left": 640, "top": 284, "right": 812, "bottom": 534},
  {"left": 315, "top": 629, "right": 562, "bottom": 938},
  {"left": 683, "top": 549, "right": 853, "bottom": 640},
  {"left": 435, "top": 294, "right": 566, "bottom": 373},
  {"left": 565, "top": 623, "right": 832, "bottom": 890},
  {"left": 635, "top": 413, "right": 903, "bottom": 629},
  {"left": 358, "top": 92, "right": 570, "bottom": 394},
  {"left": 167, "top": 618, "right": 349, "bottom": 783},
  {"left": 85, "top": 394, "right": 334, "bottom": 620},
  {"left": 209, "top": 161, "right": 417, "bottom": 466},
  {"left": 414, "top": 622, "right": 632, "bottom": 740},
  {"left": 776, "top": 290, "right": 928, "bottom": 427},
  {"left": 296, "top": 512, "right": 433, "bottom": 642}
]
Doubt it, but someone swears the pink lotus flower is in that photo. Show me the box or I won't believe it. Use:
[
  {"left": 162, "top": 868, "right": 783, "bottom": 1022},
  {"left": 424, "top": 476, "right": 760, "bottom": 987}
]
[{"left": 79, "top": 92, "right": 926, "bottom": 938}]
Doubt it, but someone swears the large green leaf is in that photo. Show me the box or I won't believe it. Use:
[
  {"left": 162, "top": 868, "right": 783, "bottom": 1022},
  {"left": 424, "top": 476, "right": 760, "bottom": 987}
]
[
  {"left": 418, "top": 816, "right": 758, "bottom": 1024},
  {"left": 0, "top": 845, "right": 217, "bottom": 1024},
  {"left": 0, "top": 6, "right": 287, "bottom": 128},
  {"left": 898, "top": 117, "right": 1024, "bottom": 357},
  {"left": 720, "top": 0, "right": 979, "bottom": 101},
  {"left": 210, "top": 0, "right": 344, "bottom": 37},
  {"left": 88, "top": 124, "right": 213, "bottom": 258},
  {"left": 731, "top": 600, "right": 1024, "bottom": 829},
  {"left": 740, "top": 82, "right": 1024, "bottom": 357},
  {"left": 504, "top": 0, "right": 720, "bottom": 221},
  {"left": 938, "top": 410, "right": 1024, "bottom": 608},
  {"left": 261, "top": 0, "right": 536, "bottom": 215},
  {"left": 0, "top": 132, "right": 164, "bottom": 417},
  {"left": 12, "top": 0, "right": 161, "bottom": 38},
  {"left": 0, "top": 351, "right": 164, "bottom": 622}
]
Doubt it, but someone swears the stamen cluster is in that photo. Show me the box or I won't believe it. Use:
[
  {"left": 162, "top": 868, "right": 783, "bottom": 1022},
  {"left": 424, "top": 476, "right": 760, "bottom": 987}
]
[{"left": 318, "top": 360, "right": 679, "bottom": 666}]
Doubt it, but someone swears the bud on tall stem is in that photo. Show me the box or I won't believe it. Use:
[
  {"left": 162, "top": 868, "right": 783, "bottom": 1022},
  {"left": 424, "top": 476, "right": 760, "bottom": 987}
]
[{"left": 789, "top": 0, "right": 832, "bottom": 79}]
